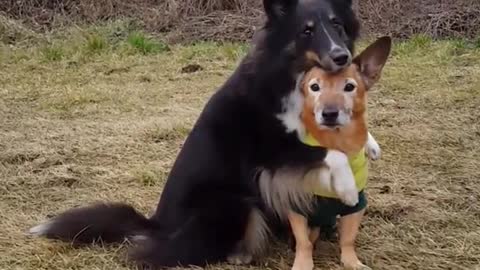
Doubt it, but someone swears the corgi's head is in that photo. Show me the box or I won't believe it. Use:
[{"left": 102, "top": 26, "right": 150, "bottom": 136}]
[{"left": 301, "top": 36, "right": 392, "bottom": 129}]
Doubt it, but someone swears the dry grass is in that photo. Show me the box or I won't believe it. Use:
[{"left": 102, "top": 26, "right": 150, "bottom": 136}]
[{"left": 1, "top": 27, "right": 480, "bottom": 270}]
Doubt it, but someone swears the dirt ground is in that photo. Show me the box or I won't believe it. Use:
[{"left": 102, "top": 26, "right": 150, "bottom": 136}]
[{"left": 1, "top": 31, "right": 480, "bottom": 270}]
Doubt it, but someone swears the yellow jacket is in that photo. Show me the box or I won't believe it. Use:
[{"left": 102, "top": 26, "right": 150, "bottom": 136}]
[{"left": 300, "top": 132, "right": 368, "bottom": 198}]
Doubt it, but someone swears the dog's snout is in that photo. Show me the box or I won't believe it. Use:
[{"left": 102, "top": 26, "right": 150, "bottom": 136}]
[
  {"left": 330, "top": 48, "right": 350, "bottom": 67},
  {"left": 322, "top": 107, "right": 339, "bottom": 123}
]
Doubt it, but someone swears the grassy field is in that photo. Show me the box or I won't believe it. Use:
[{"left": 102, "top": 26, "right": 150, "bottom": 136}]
[{"left": 1, "top": 23, "right": 480, "bottom": 270}]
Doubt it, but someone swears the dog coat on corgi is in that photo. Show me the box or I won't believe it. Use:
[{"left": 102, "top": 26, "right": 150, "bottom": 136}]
[{"left": 300, "top": 133, "right": 368, "bottom": 199}]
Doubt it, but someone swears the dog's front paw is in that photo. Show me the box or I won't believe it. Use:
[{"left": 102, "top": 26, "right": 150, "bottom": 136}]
[
  {"left": 317, "top": 167, "right": 333, "bottom": 192},
  {"left": 337, "top": 187, "right": 359, "bottom": 206},
  {"left": 366, "top": 134, "right": 381, "bottom": 161},
  {"left": 366, "top": 144, "right": 381, "bottom": 161}
]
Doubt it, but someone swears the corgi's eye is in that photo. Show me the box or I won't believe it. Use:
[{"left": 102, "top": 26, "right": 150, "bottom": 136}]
[
  {"left": 344, "top": 83, "right": 356, "bottom": 92},
  {"left": 310, "top": 83, "right": 320, "bottom": 92}
]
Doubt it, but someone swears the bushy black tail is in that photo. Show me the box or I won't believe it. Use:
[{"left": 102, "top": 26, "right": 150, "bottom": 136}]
[{"left": 29, "top": 203, "right": 156, "bottom": 245}]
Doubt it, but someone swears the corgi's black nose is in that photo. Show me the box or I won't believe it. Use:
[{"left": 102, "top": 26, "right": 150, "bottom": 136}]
[
  {"left": 330, "top": 48, "right": 350, "bottom": 67},
  {"left": 322, "top": 108, "right": 339, "bottom": 123}
]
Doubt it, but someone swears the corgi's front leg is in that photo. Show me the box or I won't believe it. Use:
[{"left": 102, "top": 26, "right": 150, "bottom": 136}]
[
  {"left": 365, "top": 132, "right": 381, "bottom": 160},
  {"left": 324, "top": 150, "right": 358, "bottom": 206}
]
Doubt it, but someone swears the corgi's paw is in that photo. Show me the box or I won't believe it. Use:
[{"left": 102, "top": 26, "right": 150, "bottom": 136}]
[
  {"left": 337, "top": 187, "right": 359, "bottom": 207},
  {"left": 341, "top": 243, "right": 371, "bottom": 270},
  {"left": 366, "top": 133, "right": 381, "bottom": 161},
  {"left": 292, "top": 253, "right": 314, "bottom": 270},
  {"left": 366, "top": 145, "right": 381, "bottom": 160}
]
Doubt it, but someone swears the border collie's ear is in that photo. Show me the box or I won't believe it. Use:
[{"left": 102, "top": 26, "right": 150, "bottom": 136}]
[
  {"left": 263, "top": 0, "right": 298, "bottom": 21},
  {"left": 353, "top": 36, "right": 392, "bottom": 89}
]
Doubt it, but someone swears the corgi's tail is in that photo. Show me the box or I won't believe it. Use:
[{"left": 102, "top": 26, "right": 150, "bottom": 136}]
[{"left": 29, "top": 203, "right": 156, "bottom": 245}]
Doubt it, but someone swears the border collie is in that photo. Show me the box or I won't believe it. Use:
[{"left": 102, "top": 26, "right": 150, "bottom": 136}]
[{"left": 29, "top": 0, "right": 360, "bottom": 268}]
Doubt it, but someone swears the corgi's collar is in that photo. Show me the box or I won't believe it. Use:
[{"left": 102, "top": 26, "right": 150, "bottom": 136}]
[
  {"left": 300, "top": 132, "right": 322, "bottom": 147},
  {"left": 299, "top": 131, "right": 366, "bottom": 160}
]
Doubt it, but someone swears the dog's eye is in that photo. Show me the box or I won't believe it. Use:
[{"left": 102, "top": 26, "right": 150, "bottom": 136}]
[
  {"left": 310, "top": 83, "right": 320, "bottom": 92},
  {"left": 344, "top": 83, "right": 356, "bottom": 92},
  {"left": 334, "top": 24, "right": 344, "bottom": 34},
  {"left": 330, "top": 18, "right": 344, "bottom": 34}
]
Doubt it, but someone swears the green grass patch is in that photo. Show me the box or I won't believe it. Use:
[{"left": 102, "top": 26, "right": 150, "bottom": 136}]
[
  {"left": 132, "top": 167, "right": 167, "bottom": 187},
  {"left": 475, "top": 37, "right": 480, "bottom": 49},
  {"left": 178, "top": 41, "right": 221, "bottom": 61},
  {"left": 127, "top": 32, "right": 169, "bottom": 55},
  {"left": 84, "top": 33, "right": 108, "bottom": 54},
  {"left": 219, "top": 42, "right": 249, "bottom": 62},
  {"left": 393, "top": 34, "right": 433, "bottom": 57},
  {"left": 0, "top": 20, "right": 174, "bottom": 63},
  {"left": 176, "top": 41, "right": 248, "bottom": 68},
  {"left": 41, "top": 45, "right": 64, "bottom": 61}
]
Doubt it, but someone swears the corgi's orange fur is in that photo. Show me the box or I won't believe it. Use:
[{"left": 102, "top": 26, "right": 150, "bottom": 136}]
[{"left": 300, "top": 65, "right": 368, "bottom": 155}]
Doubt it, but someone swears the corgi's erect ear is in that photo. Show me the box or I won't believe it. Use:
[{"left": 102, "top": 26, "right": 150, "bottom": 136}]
[
  {"left": 353, "top": 36, "right": 392, "bottom": 90},
  {"left": 263, "top": 0, "right": 298, "bottom": 21}
]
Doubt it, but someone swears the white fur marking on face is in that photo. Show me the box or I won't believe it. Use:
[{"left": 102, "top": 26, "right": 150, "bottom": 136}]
[
  {"left": 320, "top": 23, "right": 344, "bottom": 53},
  {"left": 340, "top": 78, "right": 356, "bottom": 124},
  {"left": 324, "top": 150, "right": 358, "bottom": 206},
  {"left": 314, "top": 106, "right": 351, "bottom": 128},
  {"left": 314, "top": 110, "right": 324, "bottom": 127},
  {"left": 366, "top": 132, "right": 381, "bottom": 160},
  {"left": 276, "top": 73, "right": 306, "bottom": 139},
  {"left": 336, "top": 110, "right": 351, "bottom": 126},
  {"left": 321, "top": 23, "right": 337, "bottom": 51}
]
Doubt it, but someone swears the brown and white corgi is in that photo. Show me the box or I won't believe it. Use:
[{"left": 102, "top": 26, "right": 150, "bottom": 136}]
[
  {"left": 288, "top": 36, "right": 392, "bottom": 270},
  {"left": 298, "top": 47, "right": 384, "bottom": 206}
]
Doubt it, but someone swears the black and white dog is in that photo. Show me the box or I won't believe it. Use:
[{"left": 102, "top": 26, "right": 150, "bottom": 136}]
[{"left": 29, "top": 0, "right": 360, "bottom": 268}]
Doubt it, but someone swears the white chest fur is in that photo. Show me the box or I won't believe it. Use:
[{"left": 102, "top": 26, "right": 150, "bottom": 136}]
[{"left": 276, "top": 73, "right": 306, "bottom": 139}]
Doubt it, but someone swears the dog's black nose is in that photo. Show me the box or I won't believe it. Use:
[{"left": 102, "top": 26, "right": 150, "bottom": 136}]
[
  {"left": 322, "top": 108, "right": 339, "bottom": 123},
  {"left": 330, "top": 49, "right": 350, "bottom": 67}
]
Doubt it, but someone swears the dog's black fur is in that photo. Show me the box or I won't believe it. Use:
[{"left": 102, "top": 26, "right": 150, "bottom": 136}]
[{"left": 30, "top": 0, "right": 359, "bottom": 268}]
